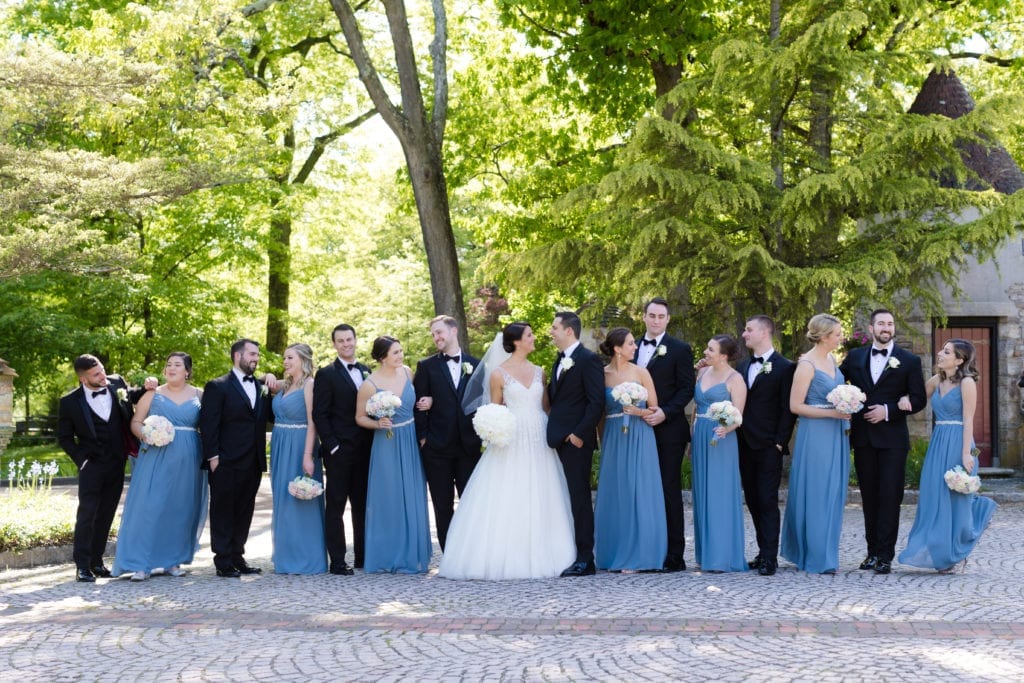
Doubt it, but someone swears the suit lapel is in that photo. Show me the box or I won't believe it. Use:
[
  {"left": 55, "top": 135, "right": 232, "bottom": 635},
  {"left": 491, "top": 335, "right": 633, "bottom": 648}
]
[
  {"left": 75, "top": 387, "right": 97, "bottom": 439},
  {"left": 229, "top": 372, "right": 255, "bottom": 412},
  {"left": 334, "top": 358, "right": 358, "bottom": 392}
]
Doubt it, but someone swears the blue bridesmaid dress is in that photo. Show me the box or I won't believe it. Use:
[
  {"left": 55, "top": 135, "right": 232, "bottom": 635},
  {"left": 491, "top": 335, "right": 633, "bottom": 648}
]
[
  {"left": 780, "top": 364, "right": 850, "bottom": 573},
  {"left": 363, "top": 378, "right": 431, "bottom": 574},
  {"left": 112, "top": 392, "right": 207, "bottom": 576},
  {"left": 691, "top": 380, "right": 747, "bottom": 572},
  {"left": 898, "top": 386, "right": 996, "bottom": 570},
  {"left": 270, "top": 388, "right": 328, "bottom": 574},
  {"left": 594, "top": 388, "right": 667, "bottom": 571}
]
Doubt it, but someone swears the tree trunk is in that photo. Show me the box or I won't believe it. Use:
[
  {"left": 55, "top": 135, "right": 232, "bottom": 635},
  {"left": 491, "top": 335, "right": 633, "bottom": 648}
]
[{"left": 266, "top": 207, "right": 291, "bottom": 355}]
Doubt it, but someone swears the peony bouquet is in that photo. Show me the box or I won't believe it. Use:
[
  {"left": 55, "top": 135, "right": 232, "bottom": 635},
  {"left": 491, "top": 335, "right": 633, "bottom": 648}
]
[
  {"left": 366, "top": 390, "right": 402, "bottom": 438},
  {"left": 288, "top": 475, "right": 324, "bottom": 500},
  {"left": 140, "top": 414, "right": 175, "bottom": 451},
  {"left": 826, "top": 384, "right": 867, "bottom": 415},
  {"left": 707, "top": 400, "right": 742, "bottom": 446},
  {"left": 944, "top": 465, "right": 981, "bottom": 495},
  {"left": 472, "top": 403, "right": 517, "bottom": 451},
  {"left": 611, "top": 381, "right": 648, "bottom": 433}
]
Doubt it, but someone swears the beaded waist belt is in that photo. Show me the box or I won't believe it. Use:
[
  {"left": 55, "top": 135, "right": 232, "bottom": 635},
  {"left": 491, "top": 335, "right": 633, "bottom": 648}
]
[
  {"left": 935, "top": 420, "right": 963, "bottom": 425},
  {"left": 607, "top": 412, "right": 624, "bottom": 418},
  {"left": 174, "top": 426, "right": 198, "bottom": 432},
  {"left": 275, "top": 423, "right": 308, "bottom": 430},
  {"left": 391, "top": 418, "right": 414, "bottom": 428}
]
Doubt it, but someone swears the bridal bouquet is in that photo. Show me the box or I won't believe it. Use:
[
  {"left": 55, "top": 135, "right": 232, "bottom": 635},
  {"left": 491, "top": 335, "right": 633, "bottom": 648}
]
[
  {"left": 288, "top": 475, "right": 324, "bottom": 500},
  {"left": 366, "top": 390, "right": 402, "bottom": 438},
  {"left": 944, "top": 465, "right": 981, "bottom": 495},
  {"left": 707, "top": 400, "right": 742, "bottom": 446},
  {"left": 472, "top": 403, "right": 517, "bottom": 451},
  {"left": 826, "top": 384, "right": 867, "bottom": 414},
  {"left": 140, "top": 414, "right": 175, "bottom": 451},
  {"left": 611, "top": 381, "right": 648, "bottom": 433}
]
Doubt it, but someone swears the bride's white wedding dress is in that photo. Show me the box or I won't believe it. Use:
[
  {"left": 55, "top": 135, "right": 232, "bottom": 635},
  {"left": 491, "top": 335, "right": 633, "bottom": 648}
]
[{"left": 438, "top": 365, "right": 576, "bottom": 579}]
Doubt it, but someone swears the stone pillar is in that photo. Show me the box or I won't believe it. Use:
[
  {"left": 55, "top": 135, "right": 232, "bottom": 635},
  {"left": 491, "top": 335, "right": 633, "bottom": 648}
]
[{"left": 0, "top": 359, "right": 16, "bottom": 458}]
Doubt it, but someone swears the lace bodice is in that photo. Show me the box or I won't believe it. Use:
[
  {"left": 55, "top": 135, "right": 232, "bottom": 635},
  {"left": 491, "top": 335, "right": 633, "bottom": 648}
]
[{"left": 498, "top": 365, "right": 546, "bottom": 418}]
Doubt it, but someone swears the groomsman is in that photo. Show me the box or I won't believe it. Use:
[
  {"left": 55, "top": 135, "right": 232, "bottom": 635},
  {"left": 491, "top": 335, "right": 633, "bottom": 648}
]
[
  {"left": 839, "top": 309, "right": 926, "bottom": 574},
  {"left": 737, "top": 315, "right": 796, "bottom": 576},
  {"left": 413, "top": 315, "right": 482, "bottom": 551},
  {"left": 313, "top": 324, "right": 373, "bottom": 575},
  {"left": 199, "top": 339, "right": 271, "bottom": 578},
  {"left": 57, "top": 355, "right": 140, "bottom": 582},
  {"left": 547, "top": 311, "right": 604, "bottom": 577},
  {"left": 635, "top": 297, "right": 695, "bottom": 572}
]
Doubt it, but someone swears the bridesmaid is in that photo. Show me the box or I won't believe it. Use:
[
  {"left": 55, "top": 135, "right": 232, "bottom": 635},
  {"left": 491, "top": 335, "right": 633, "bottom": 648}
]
[
  {"left": 270, "top": 343, "right": 328, "bottom": 574},
  {"left": 780, "top": 314, "right": 850, "bottom": 574},
  {"left": 594, "top": 327, "right": 667, "bottom": 572},
  {"left": 898, "top": 339, "right": 997, "bottom": 572},
  {"left": 356, "top": 336, "right": 431, "bottom": 574},
  {"left": 113, "top": 353, "right": 207, "bottom": 581},
  {"left": 691, "top": 334, "right": 748, "bottom": 572}
]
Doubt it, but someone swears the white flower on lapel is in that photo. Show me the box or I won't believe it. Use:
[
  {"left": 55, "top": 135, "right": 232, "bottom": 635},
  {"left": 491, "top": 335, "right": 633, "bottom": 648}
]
[
  {"left": 362, "top": 369, "right": 370, "bottom": 379},
  {"left": 761, "top": 361, "right": 773, "bottom": 375},
  {"left": 260, "top": 384, "right": 269, "bottom": 397},
  {"left": 559, "top": 357, "right": 575, "bottom": 374},
  {"left": 116, "top": 387, "right": 128, "bottom": 402},
  {"left": 462, "top": 362, "right": 473, "bottom": 376},
  {"left": 887, "top": 357, "right": 900, "bottom": 369},
  {"left": 656, "top": 345, "right": 667, "bottom": 357}
]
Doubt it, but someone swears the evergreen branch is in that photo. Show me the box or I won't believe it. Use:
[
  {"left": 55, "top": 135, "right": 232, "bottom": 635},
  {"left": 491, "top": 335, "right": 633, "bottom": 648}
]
[{"left": 948, "top": 52, "right": 1019, "bottom": 68}]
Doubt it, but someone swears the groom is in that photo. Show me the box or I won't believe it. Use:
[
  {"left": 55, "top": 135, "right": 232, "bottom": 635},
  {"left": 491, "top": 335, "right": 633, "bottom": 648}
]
[
  {"left": 839, "top": 309, "right": 926, "bottom": 574},
  {"left": 547, "top": 311, "right": 604, "bottom": 577}
]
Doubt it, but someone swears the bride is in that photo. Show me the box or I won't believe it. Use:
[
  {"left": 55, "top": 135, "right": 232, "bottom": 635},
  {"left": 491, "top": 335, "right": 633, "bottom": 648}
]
[{"left": 438, "top": 322, "right": 576, "bottom": 579}]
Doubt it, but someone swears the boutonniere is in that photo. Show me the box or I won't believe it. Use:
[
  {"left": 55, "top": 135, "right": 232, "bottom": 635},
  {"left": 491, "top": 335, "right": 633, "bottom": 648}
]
[
  {"left": 462, "top": 362, "right": 473, "bottom": 376},
  {"left": 260, "top": 384, "right": 269, "bottom": 397},
  {"left": 362, "top": 370, "right": 369, "bottom": 379},
  {"left": 116, "top": 387, "right": 128, "bottom": 402},
  {"left": 656, "top": 345, "right": 667, "bottom": 357},
  {"left": 887, "top": 357, "right": 900, "bottom": 369},
  {"left": 761, "top": 361, "right": 773, "bottom": 375},
  {"left": 559, "top": 357, "right": 575, "bottom": 374}
]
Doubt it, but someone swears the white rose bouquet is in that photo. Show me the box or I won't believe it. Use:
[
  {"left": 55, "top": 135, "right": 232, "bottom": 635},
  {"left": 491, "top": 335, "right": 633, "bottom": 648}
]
[
  {"left": 611, "top": 381, "right": 648, "bottom": 433},
  {"left": 366, "top": 390, "right": 402, "bottom": 438},
  {"left": 826, "top": 384, "right": 867, "bottom": 415},
  {"left": 944, "top": 465, "right": 981, "bottom": 495},
  {"left": 288, "top": 475, "right": 324, "bottom": 500},
  {"left": 140, "top": 414, "right": 175, "bottom": 451},
  {"left": 472, "top": 403, "right": 517, "bottom": 451},
  {"left": 707, "top": 400, "right": 742, "bottom": 446}
]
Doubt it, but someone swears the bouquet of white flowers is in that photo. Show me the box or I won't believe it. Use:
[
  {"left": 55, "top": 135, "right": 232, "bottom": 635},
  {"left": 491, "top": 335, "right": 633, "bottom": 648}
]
[
  {"left": 944, "top": 465, "right": 981, "bottom": 495},
  {"left": 472, "top": 403, "right": 517, "bottom": 451},
  {"left": 140, "top": 415, "right": 175, "bottom": 451},
  {"left": 826, "top": 384, "right": 867, "bottom": 414},
  {"left": 288, "top": 475, "right": 324, "bottom": 500},
  {"left": 366, "top": 390, "right": 402, "bottom": 438},
  {"left": 707, "top": 400, "right": 742, "bottom": 446},
  {"left": 611, "top": 381, "right": 648, "bottom": 433}
]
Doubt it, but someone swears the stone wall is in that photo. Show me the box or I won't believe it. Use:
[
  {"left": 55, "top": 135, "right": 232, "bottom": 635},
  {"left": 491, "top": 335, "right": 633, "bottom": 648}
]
[{"left": 0, "top": 359, "right": 16, "bottom": 457}]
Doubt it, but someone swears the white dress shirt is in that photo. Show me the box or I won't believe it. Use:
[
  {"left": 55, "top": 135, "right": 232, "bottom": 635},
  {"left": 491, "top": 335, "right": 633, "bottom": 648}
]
[
  {"left": 747, "top": 348, "right": 775, "bottom": 388},
  {"left": 232, "top": 367, "right": 257, "bottom": 408},
  {"left": 84, "top": 385, "right": 112, "bottom": 421},
  {"left": 557, "top": 341, "right": 580, "bottom": 380},
  {"left": 636, "top": 333, "right": 664, "bottom": 369}
]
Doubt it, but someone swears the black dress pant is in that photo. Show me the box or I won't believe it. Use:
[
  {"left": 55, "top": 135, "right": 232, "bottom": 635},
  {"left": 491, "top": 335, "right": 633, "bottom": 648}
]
[
  {"left": 557, "top": 441, "right": 595, "bottom": 564},
  {"left": 74, "top": 458, "right": 125, "bottom": 570},
  {"left": 421, "top": 447, "right": 479, "bottom": 551},
  {"left": 208, "top": 462, "right": 262, "bottom": 570},
  {"left": 323, "top": 452, "right": 370, "bottom": 568},
  {"left": 853, "top": 444, "right": 908, "bottom": 561},
  {"left": 657, "top": 442, "right": 686, "bottom": 562},
  {"left": 739, "top": 442, "right": 783, "bottom": 560}
]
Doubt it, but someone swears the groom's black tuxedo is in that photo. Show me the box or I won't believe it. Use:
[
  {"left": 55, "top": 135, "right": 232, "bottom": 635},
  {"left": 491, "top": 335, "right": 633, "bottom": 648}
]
[
  {"left": 736, "top": 352, "right": 796, "bottom": 563},
  {"left": 313, "top": 358, "right": 373, "bottom": 569},
  {"left": 840, "top": 344, "right": 926, "bottom": 562},
  {"left": 546, "top": 343, "right": 604, "bottom": 564},
  {"left": 634, "top": 334, "right": 695, "bottom": 566},
  {"left": 57, "top": 375, "right": 137, "bottom": 572},
  {"left": 413, "top": 351, "right": 482, "bottom": 550},
  {"left": 199, "top": 371, "right": 272, "bottom": 572}
]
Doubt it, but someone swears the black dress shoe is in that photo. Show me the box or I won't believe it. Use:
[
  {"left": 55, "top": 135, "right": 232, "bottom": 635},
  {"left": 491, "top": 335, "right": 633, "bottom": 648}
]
[
  {"left": 874, "top": 560, "right": 892, "bottom": 574},
  {"left": 748, "top": 556, "right": 763, "bottom": 570},
  {"left": 560, "top": 560, "right": 597, "bottom": 577},
  {"left": 859, "top": 555, "right": 878, "bottom": 570},
  {"left": 758, "top": 559, "right": 777, "bottom": 576},
  {"left": 329, "top": 563, "right": 354, "bottom": 576},
  {"left": 90, "top": 565, "right": 112, "bottom": 578},
  {"left": 216, "top": 567, "right": 241, "bottom": 578},
  {"left": 235, "top": 564, "right": 262, "bottom": 575},
  {"left": 662, "top": 557, "right": 686, "bottom": 573},
  {"left": 76, "top": 569, "right": 96, "bottom": 583}
]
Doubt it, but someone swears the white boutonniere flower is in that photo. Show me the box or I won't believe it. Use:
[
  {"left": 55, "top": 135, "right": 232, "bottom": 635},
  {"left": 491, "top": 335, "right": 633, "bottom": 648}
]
[
  {"left": 260, "top": 384, "right": 269, "bottom": 397},
  {"left": 116, "top": 387, "right": 128, "bottom": 402},
  {"left": 559, "top": 357, "right": 575, "bottom": 374},
  {"left": 761, "top": 361, "right": 773, "bottom": 375},
  {"left": 462, "top": 362, "right": 473, "bottom": 376},
  {"left": 656, "top": 345, "right": 667, "bottom": 357},
  {"left": 887, "top": 357, "right": 900, "bottom": 369},
  {"left": 362, "top": 370, "right": 370, "bottom": 379}
]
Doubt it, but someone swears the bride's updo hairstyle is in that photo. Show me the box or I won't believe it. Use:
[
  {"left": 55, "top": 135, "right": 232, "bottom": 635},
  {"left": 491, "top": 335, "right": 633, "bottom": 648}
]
[
  {"left": 711, "top": 334, "right": 740, "bottom": 362},
  {"left": 805, "top": 313, "right": 841, "bottom": 344},
  {"left": 599, "top": 327, "right": 631, "bottom": 357},
  {"left": 502, "top": 322, "right": 532, "bottom": 353},
  {"left": 371, "top": 336, "right": 400, "bottom": 363}
]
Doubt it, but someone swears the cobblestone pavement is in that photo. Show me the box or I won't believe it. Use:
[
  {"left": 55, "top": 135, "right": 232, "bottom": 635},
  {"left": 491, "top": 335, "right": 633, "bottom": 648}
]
[{"left": 2, "top": 480, "right": 1023, "bottom": 682}]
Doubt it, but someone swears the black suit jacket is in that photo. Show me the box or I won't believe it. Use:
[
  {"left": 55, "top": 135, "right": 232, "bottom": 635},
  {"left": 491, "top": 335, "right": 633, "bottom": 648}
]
[
  {"left": 199, "top": 371, "right": 271, "bottom": 472},
  {"left": 736, "top": 352, "right": 797, "bottom": 454},
  {"left": 312, "top": 358, "right": 373, "bottom": 461},
  {"left": 57, "top": 375, "right": 137, "bottom": 468},
  {"left": 546, "top": 344, "right": 605, "bottom": 450},
  {"left": 413, "top": 352, "right": 482, "bottom": 456},
  {"left": 634, "top": 334, "right": 696, "bottom": 449},
  {"left": 839, "top": 345, "right": 927, "bottom": 450}
]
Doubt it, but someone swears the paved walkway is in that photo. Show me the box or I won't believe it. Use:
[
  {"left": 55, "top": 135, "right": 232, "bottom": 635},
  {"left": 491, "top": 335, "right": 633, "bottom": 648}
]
[{"left": 2, "top": 480, "right": 1023, "bottom": 681}]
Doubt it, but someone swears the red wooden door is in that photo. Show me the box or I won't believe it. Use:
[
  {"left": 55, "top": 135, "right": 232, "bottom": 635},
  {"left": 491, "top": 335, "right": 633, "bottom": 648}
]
[{"left": 933, "top": 326, "right": 993, "bottom": 466}]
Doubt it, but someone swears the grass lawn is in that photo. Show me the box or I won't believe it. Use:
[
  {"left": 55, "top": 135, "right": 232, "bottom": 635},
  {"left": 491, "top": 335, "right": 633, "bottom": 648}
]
[
  {"left": 2, "top": 442, "right": 78, "bottom": 479},
  {"left": 0, "top": 489, "right": 85, "bottom": 553}
]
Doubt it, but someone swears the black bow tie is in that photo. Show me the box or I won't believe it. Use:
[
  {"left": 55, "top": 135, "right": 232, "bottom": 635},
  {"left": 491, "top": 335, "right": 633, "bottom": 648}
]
[
  {"left": 346, "top": 363, "right": 358, "bottom": 371},
  {"left": 641, "top": 338, "right": 657, "bottom": 346},
  {"left": 242, "top": 375, "right": 255, "bottom": 383},
  {"left": 750, "top": 356, "right": 765, "bottom": 365},
  {"left": 444, "top": 354, "right": 460, "bottom": 363},
  {"left": 91, "top": 388, "right": 107, "bottom": 398},
  {"left": 556, "top": 351, "right": 565, "bottom": 361},
  {"left": 871, "top": 348, "right": 888, "bottom": 357}
]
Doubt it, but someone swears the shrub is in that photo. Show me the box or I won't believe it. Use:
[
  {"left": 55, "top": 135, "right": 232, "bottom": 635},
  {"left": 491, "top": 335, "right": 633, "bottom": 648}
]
[{"left": 0, "top": 490, "right": 78, "bottom": 552}]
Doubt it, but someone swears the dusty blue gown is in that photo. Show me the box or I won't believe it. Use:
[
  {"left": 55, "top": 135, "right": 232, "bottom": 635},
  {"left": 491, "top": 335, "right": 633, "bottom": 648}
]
[
  {"left": 270, "top": 388, "right": 327, "bottom": 574},
  {"left": 691, "top": 380, "right": 747, "bottom": 572},
  {"left": 898, "top": 386, "right": 996, "bottom": 570}
]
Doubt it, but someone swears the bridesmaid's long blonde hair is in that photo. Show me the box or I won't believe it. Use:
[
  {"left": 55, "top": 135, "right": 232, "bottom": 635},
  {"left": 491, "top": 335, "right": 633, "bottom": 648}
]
[{"left": 282, "top": 343, "right": 315, "bottom": 392}]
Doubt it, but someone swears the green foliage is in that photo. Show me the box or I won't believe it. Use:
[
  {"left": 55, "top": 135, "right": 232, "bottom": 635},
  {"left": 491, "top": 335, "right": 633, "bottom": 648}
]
[
  {"left": 0, "top": 490, "right": 83, "bottom": 553},
  {"left": 905, "top": 437, "right": 929, "bottom": 490}
]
